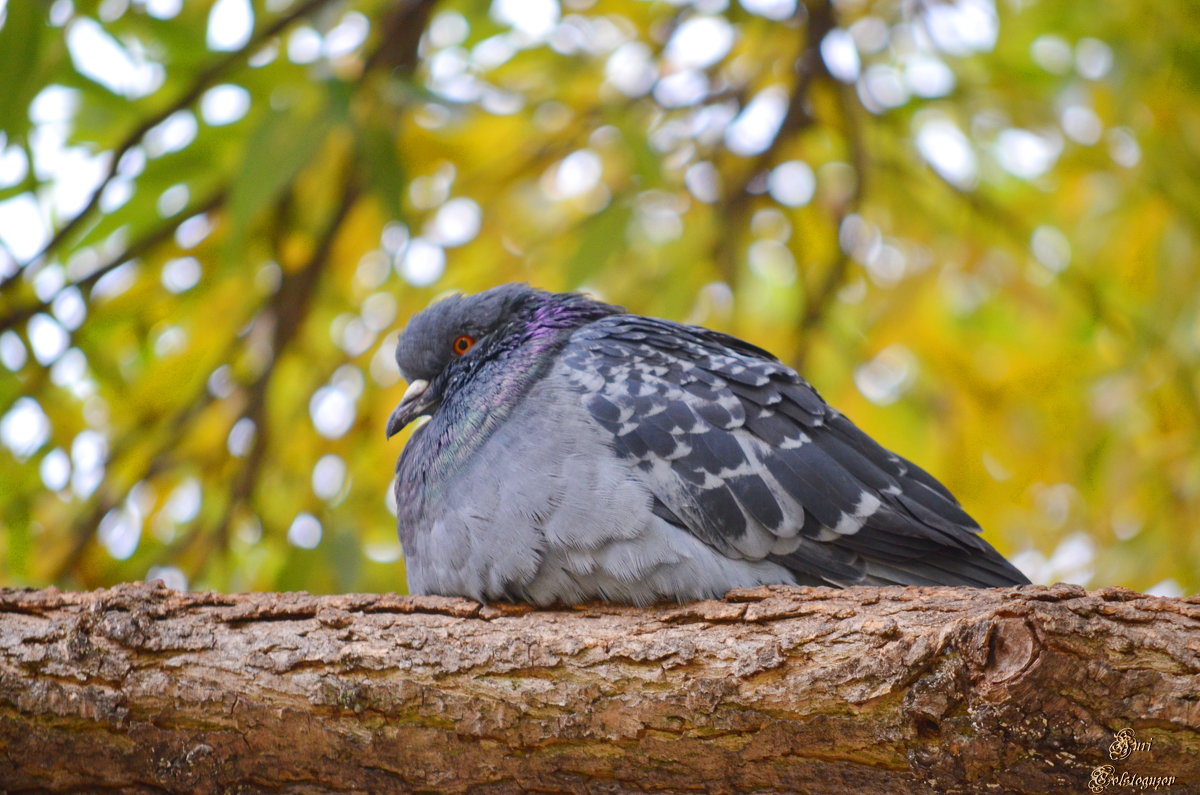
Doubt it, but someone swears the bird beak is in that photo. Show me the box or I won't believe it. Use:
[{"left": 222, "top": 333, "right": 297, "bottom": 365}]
[{"left": 386, "top": 379, "right": 434, "bottom": 439}]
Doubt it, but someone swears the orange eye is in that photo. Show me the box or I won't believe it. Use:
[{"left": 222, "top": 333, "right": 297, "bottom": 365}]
[{"left": 452, "top": 335, "right": 475, "bottom": 355}]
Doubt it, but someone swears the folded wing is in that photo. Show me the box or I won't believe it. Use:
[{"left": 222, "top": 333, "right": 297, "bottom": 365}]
[{"left": 559, "top": 315, "right": 1029, "bottom": 587}]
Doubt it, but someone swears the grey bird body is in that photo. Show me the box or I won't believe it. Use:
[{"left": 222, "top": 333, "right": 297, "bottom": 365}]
[{"left": 389, "top": 285, "right": 1029, "bottom": 605}]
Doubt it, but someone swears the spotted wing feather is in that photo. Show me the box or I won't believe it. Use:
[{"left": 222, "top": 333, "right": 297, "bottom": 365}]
[{"left": 560, "top": 314, "right": 1028, "bottom": 587}]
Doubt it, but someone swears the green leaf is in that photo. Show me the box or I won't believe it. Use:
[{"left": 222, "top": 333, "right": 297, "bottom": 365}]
[
  {"left": 0, "top": 1, "right": 45, "bottom": 139},
  {"left": 354, "top": 119, "right": 406, "bottom": 221},
  {"left": 564, "top": 202, "right": 631, "bottom": 287},
  {"left": 223, "top": 106, "right": 334, "bottom": 260}
]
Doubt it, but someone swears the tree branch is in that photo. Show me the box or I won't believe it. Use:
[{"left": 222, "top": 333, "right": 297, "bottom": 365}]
[
  {"left": 0, "top": 582, "right": 1195, "bottom": 793},
  {"left": 202, "top": 172, "right": 362, "bottom": 574}
]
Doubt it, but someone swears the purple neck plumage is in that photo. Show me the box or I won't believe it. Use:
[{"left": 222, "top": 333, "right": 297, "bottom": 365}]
[{"left": 522, "top": 294, "right": 619, "bottom": 348}]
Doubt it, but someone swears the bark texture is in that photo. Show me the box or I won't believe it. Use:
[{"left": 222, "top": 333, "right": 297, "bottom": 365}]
[{"left": 0, "top": 582, "right": 1196, "bottom": 793}]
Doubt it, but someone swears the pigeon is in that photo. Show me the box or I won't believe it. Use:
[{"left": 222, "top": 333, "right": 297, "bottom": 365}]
[{"left": 387, "top": 284, "right": 1029, "bottom": 605}]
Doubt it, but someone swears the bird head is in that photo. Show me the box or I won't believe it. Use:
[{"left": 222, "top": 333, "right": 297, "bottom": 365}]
[
  {"left": 386, "top": 284, "right": 534, "bottom": 439},
  {"left": 386, "top": 284, "right": 623, "bottom": 439}
]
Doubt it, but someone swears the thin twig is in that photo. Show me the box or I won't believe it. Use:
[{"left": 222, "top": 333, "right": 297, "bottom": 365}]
[
  {"left": 0, "top": 190, "right": 226, "bottom": 334},
  {"left": 793, "top": 78, "right": 869, "bottom": 369},
  {"left": 4, "top": 0, "right": 338, "bottom": 284},
  {"left": 712, "top": 0, "right": 834, "bottom": 285}
]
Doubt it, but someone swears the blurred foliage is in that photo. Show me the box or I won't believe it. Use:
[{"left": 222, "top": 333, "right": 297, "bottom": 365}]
[{"left": 0, "top": 0, "right": 1197, "bottom": 596}]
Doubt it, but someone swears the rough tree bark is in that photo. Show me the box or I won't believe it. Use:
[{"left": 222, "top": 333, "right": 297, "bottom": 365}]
[{"left": 0, "top": 582, "right": 1196, "bottom": 793}]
